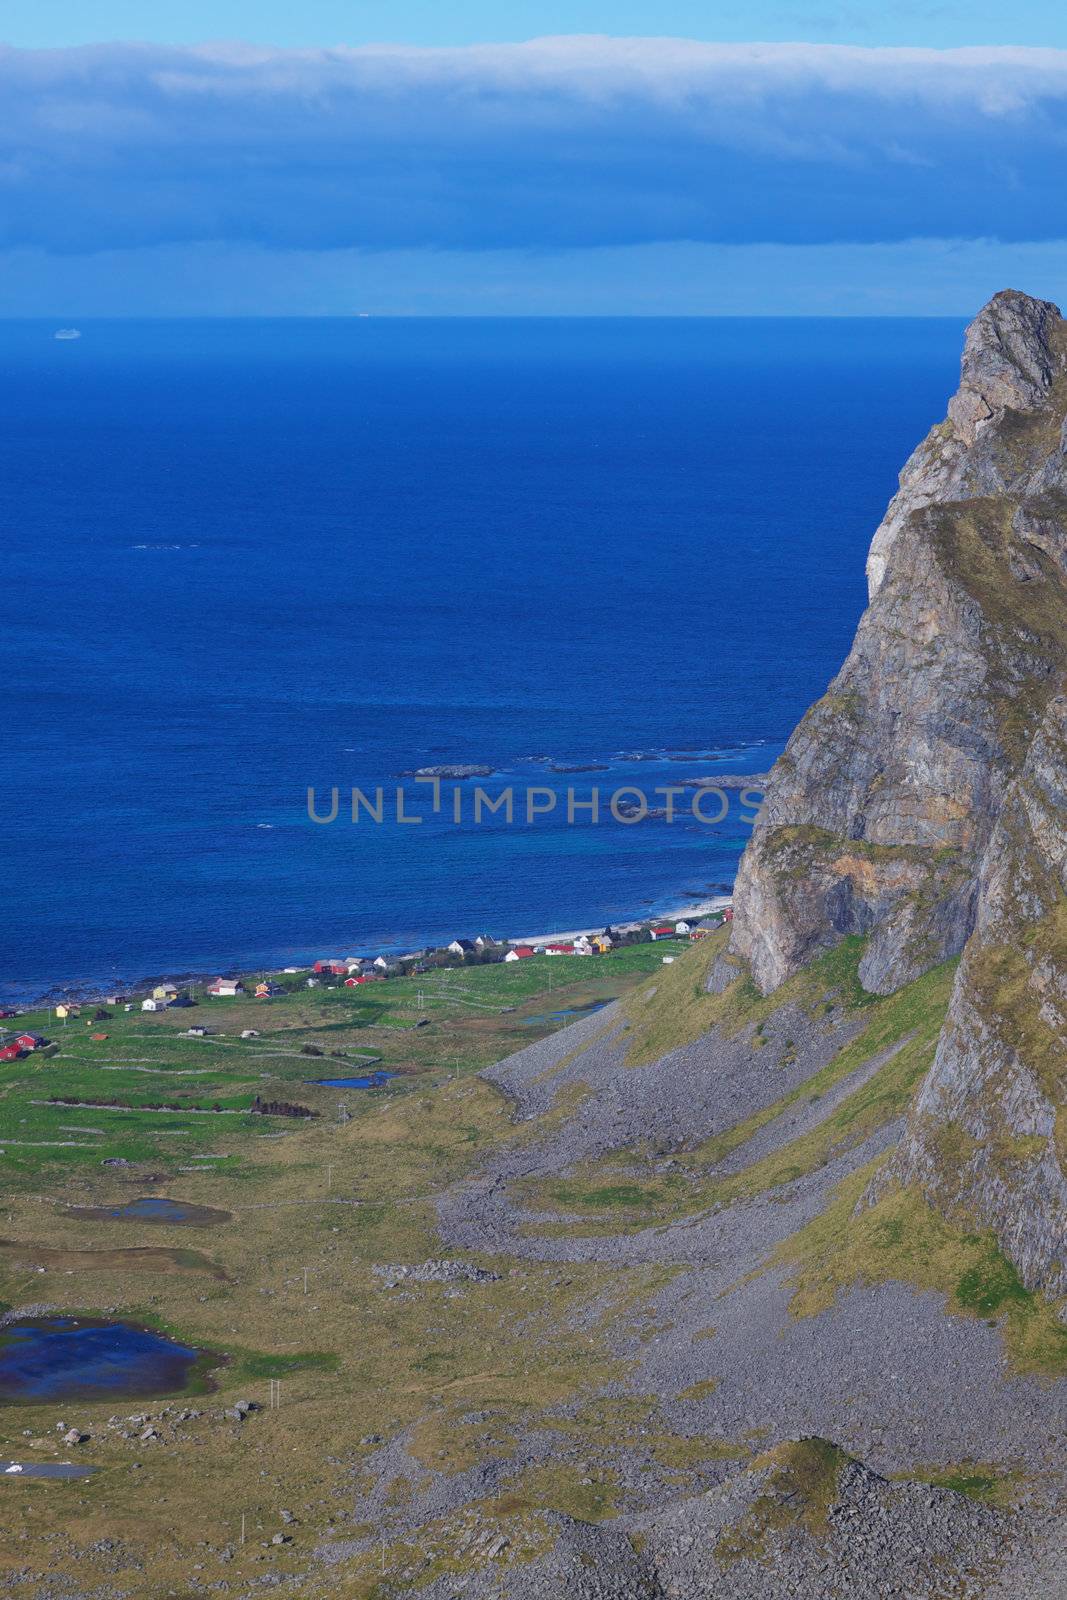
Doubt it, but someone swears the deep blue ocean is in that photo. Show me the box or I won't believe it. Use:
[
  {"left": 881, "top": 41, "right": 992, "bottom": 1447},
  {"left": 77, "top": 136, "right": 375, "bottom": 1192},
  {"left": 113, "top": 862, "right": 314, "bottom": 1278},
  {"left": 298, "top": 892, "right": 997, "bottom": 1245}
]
[{"left": 0, "top": 318, "right": 965, "bottom": 998}]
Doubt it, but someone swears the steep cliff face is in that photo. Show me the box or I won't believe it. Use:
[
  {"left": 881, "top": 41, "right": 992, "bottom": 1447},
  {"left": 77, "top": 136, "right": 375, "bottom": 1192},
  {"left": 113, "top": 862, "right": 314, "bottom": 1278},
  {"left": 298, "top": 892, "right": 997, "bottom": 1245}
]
[
  {"left": 886, "top": 693, "right": 1067, "bottom": 1295},
  {"left": 716, "top": 288, "right": 1067, "bottom": 1296},
  {"left": 723, "top": 290, "right": 1067, "bottom": 999}
]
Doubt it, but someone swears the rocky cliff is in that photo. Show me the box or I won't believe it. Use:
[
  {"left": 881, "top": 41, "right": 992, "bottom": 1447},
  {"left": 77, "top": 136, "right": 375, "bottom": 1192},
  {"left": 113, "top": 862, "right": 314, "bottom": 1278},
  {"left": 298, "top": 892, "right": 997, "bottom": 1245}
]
[
  {"left": 723, "top": 289, "right": 1067, "bottom": 1000},
  {"left": 719, "top": 288, "right": 1067, "bottom": 1294},
  {"left": 887, "top": 691, "right": 1067, "bottom": 1294}
]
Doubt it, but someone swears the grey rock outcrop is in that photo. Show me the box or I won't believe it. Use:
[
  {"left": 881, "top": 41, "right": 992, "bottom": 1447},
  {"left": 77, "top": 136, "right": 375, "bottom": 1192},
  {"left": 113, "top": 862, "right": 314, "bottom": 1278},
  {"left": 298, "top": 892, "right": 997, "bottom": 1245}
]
[
  {"left": 717, "top": 289, "right": 1067, "bottom": 1296},
  {"left": 414, "top": 1441, "right": 1014, "bottom": 1600},
  {"left": 724, "top": 289, "right": 1067, "bottom": 999},
  {"left": 885, "top": 693, "right": 1067, "bottom": 1294}
]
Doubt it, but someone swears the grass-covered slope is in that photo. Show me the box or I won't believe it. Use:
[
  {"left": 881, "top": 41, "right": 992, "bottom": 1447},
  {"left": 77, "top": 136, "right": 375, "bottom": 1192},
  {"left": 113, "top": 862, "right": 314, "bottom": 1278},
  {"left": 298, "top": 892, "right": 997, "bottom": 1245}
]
[{"left": 507, "top": 937, "right": 1067, "bottom": 1383}]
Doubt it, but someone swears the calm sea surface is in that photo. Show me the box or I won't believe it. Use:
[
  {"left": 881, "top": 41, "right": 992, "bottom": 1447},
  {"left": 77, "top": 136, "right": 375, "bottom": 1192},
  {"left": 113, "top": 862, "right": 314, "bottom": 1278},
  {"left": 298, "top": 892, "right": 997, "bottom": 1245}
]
[{"left": 0, "top": 317, "right": 965, "bottom": 996}]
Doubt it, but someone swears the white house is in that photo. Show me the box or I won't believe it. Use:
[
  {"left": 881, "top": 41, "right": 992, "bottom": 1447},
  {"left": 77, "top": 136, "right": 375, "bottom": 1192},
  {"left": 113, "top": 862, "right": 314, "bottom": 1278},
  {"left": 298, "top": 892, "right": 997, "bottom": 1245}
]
[
  {"left": 675, "top": 921, "right": 691, "bottom": 935},
  {"left": 207, "top": 977, "right": 244, "bottom": 998},
  {"left": 141, "top": 997, "right": 167, "bottom": 1012},
  {"left": 573, "top": 935, "right": 593, "bottom": 956},
  {"left": 373, "top": 955, "right": 390, "bottom": 973}
]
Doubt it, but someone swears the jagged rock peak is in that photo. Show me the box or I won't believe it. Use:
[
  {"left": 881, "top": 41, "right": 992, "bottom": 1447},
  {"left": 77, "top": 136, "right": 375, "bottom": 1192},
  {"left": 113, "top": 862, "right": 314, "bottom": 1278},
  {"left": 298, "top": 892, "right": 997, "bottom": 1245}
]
[
  {"left": 720, "top": 289, "right": 1067, "bottom": 1000},
  {"left": 948, "top": 288, "right": 1065, "bottom": 447},
  {"left": 866, "top": 288, "right": 1066, "bottom": 600},
  {"left": 713, "top": 289, "right": 1067, "bottom": 1299}
]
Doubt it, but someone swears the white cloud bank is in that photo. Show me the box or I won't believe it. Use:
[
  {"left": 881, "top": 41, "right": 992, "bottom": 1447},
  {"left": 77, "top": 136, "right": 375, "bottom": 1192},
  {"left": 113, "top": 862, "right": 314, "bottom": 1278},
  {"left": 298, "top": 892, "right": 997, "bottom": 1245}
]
[{"left": 2, "top": 39, "right": 1067, "bottom": 253}]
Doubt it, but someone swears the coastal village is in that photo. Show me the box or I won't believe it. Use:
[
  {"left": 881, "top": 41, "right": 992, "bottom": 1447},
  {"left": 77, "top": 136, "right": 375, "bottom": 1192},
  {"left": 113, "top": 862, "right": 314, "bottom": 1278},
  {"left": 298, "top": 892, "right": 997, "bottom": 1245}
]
[{"left": 0, "top": 908, "right": 731, "bottom": 1040}]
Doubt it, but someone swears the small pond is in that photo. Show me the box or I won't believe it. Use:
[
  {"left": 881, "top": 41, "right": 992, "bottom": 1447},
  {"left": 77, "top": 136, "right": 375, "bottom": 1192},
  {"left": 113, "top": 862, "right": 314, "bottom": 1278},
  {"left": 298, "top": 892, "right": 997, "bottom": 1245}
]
[
  {"left": 66, "top": 1196, "right": 231, "bottom": 1227},
  {"left": 0, "top": 1317, "right": 216, "bottom": 1403},
  {"left": 2, "top": 1460, "right": 97, "bottom": 1478},
  {"left": 519, "top": 1000, "right": 611, "bottom": 1027},
  {"left": 308, "top": 1070, "right": 399, "bottom": 1089}
]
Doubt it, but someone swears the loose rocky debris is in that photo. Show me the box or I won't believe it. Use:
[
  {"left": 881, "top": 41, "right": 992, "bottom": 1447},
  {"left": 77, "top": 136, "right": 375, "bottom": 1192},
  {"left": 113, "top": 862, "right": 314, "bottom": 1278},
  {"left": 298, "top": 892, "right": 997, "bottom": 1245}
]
[
  {"left": 636, "top": 1439, "right": 1014, "bottom": 1599},
  {"left": 415, "top": 1441, "right": 1016, "bottom": 1600},
  {"left": 0, "top": 1303, "right": 60, "bottom": 1327},
  {"left": 373, "top": 1260, "right": 502, "bottom": 1288},
  {"left": 225, "top": 1398, "right": 258, "bottom": 1422}
]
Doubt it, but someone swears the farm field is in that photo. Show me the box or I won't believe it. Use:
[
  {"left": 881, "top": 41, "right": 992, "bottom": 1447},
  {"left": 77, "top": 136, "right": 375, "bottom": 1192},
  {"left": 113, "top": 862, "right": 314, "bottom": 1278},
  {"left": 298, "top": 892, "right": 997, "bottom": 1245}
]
[{"left": 0, "top": 944, "right": 677, "bottom": 1596}]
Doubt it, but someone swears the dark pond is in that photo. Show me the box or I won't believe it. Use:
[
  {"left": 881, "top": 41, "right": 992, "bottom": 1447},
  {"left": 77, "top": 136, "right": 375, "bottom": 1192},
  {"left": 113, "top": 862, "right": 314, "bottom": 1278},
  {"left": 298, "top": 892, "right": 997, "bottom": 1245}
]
[
  {"left": 0, "top": 1317, "right": 213, "bottom": 1403},
  {"left": 2, "top": 1460, "right": 97, "bottom": 1478},
  {"left": 519, "top": 1000, "right": 611, "bottom": 1027},
  {"left": 66, "top": 1196, "right": 231, "bottom": 1227},
  {"left": 308, "top": 1070, "right": 399, "bottom": 1089}
]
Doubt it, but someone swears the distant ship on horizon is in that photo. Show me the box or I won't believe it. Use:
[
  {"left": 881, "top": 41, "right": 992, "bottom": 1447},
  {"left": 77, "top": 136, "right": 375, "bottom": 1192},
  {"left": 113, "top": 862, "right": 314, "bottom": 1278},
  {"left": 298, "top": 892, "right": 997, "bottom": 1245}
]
[{"left": 54, "top": 328, "right": 82, "bottom": 341}]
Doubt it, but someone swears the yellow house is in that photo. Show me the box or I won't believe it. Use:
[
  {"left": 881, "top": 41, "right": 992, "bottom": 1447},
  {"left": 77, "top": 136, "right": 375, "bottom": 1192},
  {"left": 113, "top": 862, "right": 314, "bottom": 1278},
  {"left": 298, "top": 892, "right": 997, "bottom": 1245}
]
[
  {"left": 153, "top": 984, "right": 178, "bottom": 1001},
  {"left": 55, "top": 1003, "right": 80, "bottom": 1020}
]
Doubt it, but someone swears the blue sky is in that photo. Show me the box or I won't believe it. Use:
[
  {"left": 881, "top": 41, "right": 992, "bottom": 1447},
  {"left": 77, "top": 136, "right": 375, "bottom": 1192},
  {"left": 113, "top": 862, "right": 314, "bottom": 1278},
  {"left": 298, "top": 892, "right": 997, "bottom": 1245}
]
[
  {"left": 2, "top": 10, "right": 1067, "bottom": 313},
  {"left": 8, "top": 1, "right": 1067, "bottom": 50}
]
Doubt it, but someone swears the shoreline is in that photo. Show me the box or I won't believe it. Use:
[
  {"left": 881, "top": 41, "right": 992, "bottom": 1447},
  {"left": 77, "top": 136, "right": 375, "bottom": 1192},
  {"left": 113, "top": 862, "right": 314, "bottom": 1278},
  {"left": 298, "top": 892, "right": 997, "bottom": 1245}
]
[
  {"left": 4, "top": 892, "right": 734, "bottom": 1012},
  {"left": 507, "top": 894, "right": 732, "bottom": 949}
]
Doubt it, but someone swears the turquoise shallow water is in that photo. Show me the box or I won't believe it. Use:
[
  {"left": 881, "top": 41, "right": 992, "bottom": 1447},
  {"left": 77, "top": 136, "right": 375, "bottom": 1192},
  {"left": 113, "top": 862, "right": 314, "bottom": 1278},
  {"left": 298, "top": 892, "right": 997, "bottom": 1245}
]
[{"left": 0, "top": 317, "right": 965, "bottom": 997}]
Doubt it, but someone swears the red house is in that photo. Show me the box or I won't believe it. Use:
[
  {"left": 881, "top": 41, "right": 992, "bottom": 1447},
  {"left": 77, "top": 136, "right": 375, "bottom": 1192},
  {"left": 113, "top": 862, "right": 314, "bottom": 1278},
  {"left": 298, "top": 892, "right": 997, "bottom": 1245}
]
[
  {"left": 314, "top": 960, "right": 347, "bottom": 976},
  {"left": 0, "top": 1044, "right": 22, "bottom": 1062}
]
